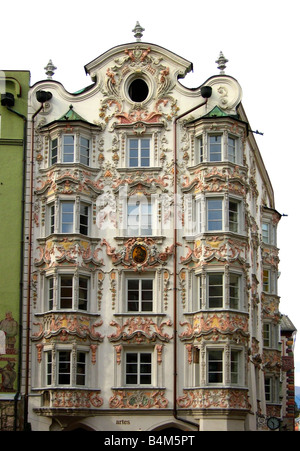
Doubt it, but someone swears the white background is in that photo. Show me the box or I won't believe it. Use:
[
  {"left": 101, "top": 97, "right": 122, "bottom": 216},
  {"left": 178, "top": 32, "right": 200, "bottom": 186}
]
[{"left": 1, "top": 0, "right": 299, "bottom": 386}]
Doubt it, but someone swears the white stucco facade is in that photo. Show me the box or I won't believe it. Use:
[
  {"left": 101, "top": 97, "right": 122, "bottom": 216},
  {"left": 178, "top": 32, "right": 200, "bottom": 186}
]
[{"left": 22, "top": 35, "right": 282, "bottom": 431}]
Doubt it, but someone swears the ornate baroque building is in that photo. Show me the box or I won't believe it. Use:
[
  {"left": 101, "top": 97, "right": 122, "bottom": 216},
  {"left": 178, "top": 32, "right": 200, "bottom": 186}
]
[{"left": 23, "top": 25, "right": 284, "bottom": 431}]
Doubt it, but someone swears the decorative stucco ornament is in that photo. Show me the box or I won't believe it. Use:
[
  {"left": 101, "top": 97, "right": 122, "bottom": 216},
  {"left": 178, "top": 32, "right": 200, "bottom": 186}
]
[
  {"left": 132, "top": 21, "right": 145, "bottom": 42},
  {"left": 215, "top": 51, "right": 228, "bottom": 74},
  {"left": 44, "top": 59, "right": 57, "bottom": 79}
]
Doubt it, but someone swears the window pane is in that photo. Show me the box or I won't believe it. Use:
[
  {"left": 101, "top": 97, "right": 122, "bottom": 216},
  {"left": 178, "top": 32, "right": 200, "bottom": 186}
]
[
  {"left": 61, "top": 202, "right": 74, "bottom": 233},
  {"left": 46, "top": 351, "right": 52, "bottom": 385},
  {"left": 126, "top": 353, "right": 138, "bottom": 384},
  {"left": 207, "top": 199, "right": 222, "bottom": 231},
  {"left": 51, "top": 138, "right": 58, "bottom": 165},
  {"left": 48, "top": 277, "right": 54, "bottom": 310},
  {"left": 231, "top": 350, "right": 239, "bottom": 384},
  {"left": 262, "top": 223, "right": 269, "bottom": 244},
  {"left": 229, "top": 201, "right": 239, "bottom": 233},
  {"left": 63, "top": 135, "right": 74, "bottom": 163},
  {"left": 228, "top": 137, "right": 236, "bottom": 163},
  {"left": 140, "top": 353, "right": 152, "bottom": 384},
  {"left": 58, "top": 351, "right": 71, "bottom": 385},
  {"left": 209, "top": 135, "right": 222, "bottom": 162},
  {"left": 60, "top": 276, "right": 73, "bottom": 309},
  {"left": 229, "top": 274, "right": 240, "bottom": 309},
  {"left": 80, "top": 203, "right": 89, "bottom": 235},
  {"left": 208, "top": 274, "right": 223, "bottom": 308},
  {"left": 129, "top": 138, "right": 150, "bottom": 167},
  {"left": 79, "top": 277, "right": 88, "bottom": 311},
  {"left": 208, "top": 350, "right": 223, "bottom": 383},
  {"left": 76, "top": 352, "right": 86, "bottom": 386},
  {"left": 80, "top": 137, "right": 90, "bottom": 166}
]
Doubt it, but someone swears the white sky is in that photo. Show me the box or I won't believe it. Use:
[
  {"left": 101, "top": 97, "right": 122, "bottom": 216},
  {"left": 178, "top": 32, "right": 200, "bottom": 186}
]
[{"left": 1, "top": 0, "right": 300, "bottom": 386}]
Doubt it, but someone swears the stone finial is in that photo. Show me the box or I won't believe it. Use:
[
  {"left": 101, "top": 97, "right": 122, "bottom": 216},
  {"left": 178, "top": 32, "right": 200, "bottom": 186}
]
[
  {"left": 132, "top": 21, "right": 145, "bottom": 42},
  {"left": 215, "top": 51, "right": 228, "bottom": 74},
  {"left": 44, "top": 59, "right": 57, "bottom": 79}
]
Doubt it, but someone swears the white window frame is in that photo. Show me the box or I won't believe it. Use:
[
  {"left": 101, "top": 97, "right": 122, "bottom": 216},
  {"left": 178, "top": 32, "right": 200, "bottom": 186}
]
[
  {"left": 48, "top": 133, "right": 91, "bottom": 167},
  {"left": 45, "top": 348, "right": 89, "bottom": 387},
  {"left": 125, "top": 350, "right": 153, "bottom": 387},
  {"left": 207, "top": 348, "right": 223, "bottom": 384},
  {"left": 126, "top": 277, "right": 154, "bottom": 313},
  {"left": 45, "top": 273, "right": 90, "bottom": 312},
  {"left": 205, "top": 195, "right": 243, "bottom": 234},
  {"left": 127, "top": 137, "right": 151, "bottom": 168},
  {"left": 126, "top": 197, "right": 153, "bottom": 236},
  {"left": 47, "top": 199, "right": 91, "bottom": 236}
]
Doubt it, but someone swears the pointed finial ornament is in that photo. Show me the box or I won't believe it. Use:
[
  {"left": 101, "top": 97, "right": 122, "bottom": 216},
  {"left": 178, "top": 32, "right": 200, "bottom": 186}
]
[
  {"left": 216, "top": 51, "right": 228, "bottom": 74},
  {"left": 44, "top": 59, "right": 57, "bottom": 79},
  {"left": 132, "top": 21, "right": 145, "bottom": 42}
]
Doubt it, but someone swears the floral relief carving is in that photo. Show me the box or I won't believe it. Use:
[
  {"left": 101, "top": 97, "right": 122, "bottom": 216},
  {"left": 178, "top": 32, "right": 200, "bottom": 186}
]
[
  {"left": 51, "top": 390, "right": 103, "bottom": 409},
  {"left": 177, "top": 388, "right": 250, "bottom": 410},
  {"left": 179, "top": 312, "right": 249, "bottom": 342},
  {"left": 108, "top": 316, "right": 173, "bottom": 343},
  {"left": 31, "top": 313, "right": 104, "bottom": 343},
  {"left": 109, "top": 389, "right": 168, "bottom": 409}
]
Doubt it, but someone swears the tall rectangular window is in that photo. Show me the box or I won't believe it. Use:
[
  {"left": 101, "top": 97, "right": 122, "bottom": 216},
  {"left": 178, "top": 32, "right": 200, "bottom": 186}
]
[
  {"left": 263, "top": 269, "right": 270, "bottom": 293},
  {"left": 229, "top": 274, "right": 240, "bottom": 309},
  {"left": 63, "top": 135, "right": 75, "bottom": 163},
  {"left": 46, "top": 351, "right": 52, "bottom": 386},
  {"left": 207, "top": 199, "right": 223, "bottom": 231},
  {"left": 48, "top": 277, "right": 54, "bottom": 310},
  {"left": 128, "top": 138, "right": 150, "bottom": 167},
  {"left": 209, "top": 135, "right": 222, "bottom": 162},
  {"left": 228, "top": 136, "right": 236, "bottom": 163},
  {"left": 127, "top": 200, "right": 152, "bottom": 236},
  {"left": 199, "top": 135, "right": 204, "bottom": 163},
  {"left": 263, "top": 323, "right": 271, "bottom": 347},
  {"left": 50, "top": 138, "right": 58, "bottom": 165},
  {"left": 79, "top": 203, "right": 89, "bottom": 235},
  {"left": 231, "top": 350, "right": 240, "bottom": 384},
  {"left": 78, "top": 276, "right": 89, "bottom": 311},
  {"left": 125, "top": 352, "right": 152, "bottom": 385},
  {"left": 127, "top": 279, "right": 153, "bottom": 312},
  {"left": 208, "top": 274, "right": 223, "bottom": 308},
  {"left": 58, "top": 351, "right": 71, "bottom": 385},
  {"left": 262, "top": 222, "right": 270, "bottom": 244},
  {"left": 61, "top": 202, "right": 74, "bottom": 233},
  {"left": 50, "top": 204, "right": 55, "bottom": 234},
  {"left": 76, "top": 352, "right": 87, "bottom": 386},
  {"left": 229, "top": 200, "right": 239, "bottom": 233},
  {"left": 80, "top": 137, "right": 90, "bottom": 166},
  {"left": 208, "top": 350, "right": 223, "bottom": 383},
  {"left": 60, "top": 275, "right": 73, "bottom": 309}
]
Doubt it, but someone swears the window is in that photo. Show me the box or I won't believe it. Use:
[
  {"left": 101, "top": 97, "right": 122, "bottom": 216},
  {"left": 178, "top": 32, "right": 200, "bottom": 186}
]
[
  {"left": 48, "top": 200, "right": 90, "bottom": 235},
  {"left": 125, "top": 352, "right": 152, "bottom": 385},
  {"left": 127, "top": 199, "right": 152, "bottom": 235},
  {"left": 231, "top": 350, "right": 240, "bottom": 384},
  {"left": 199, "top": 135, "right": 204, "bottom": 163},
  {"left": 46, "top": 351, "right": 52, "bottom": 386},
  {"left": 79, "top": 137, "right": 89, "bottom": 166},
  {"left": 50, "top": 138, "right": 58, "bottom": 165},
  {"left": 208, "top": 349, "right": 223, "bottom": 383},
  {"left": 48, "top": 277, "right": 54, "bottom": 310},
  {"left": 265, "top": 376, "right": 279, "bottom": 403},
  {"left": 61, "top": 202, "right": 74, "bottom": 233},
  {"left": 128, "top": 138, "right": 150, "bottom": 167},
  {"left": 78, "top": 277, "right": 89, "bottom": 311},
  {"left": 229, "top": 200, "right": 239, "bottom": 233},
  {"left": 263, "top": 269, "right": 270, "bottom": 292},
  {"left": 127, "top": 279, "right": 153, "bottom": 312},
  {"left": 79, "top": 203, "right": 89, "bottom": 235},
  {"left": 229, "top": 274, "right": 240, "bottom": 309},
  {"left": 60, "top": 275, "right": 73, "bottom": 309},
  {"left": 209, "top": 135, "right": 222, "bottom": 162},
  {"left": 49, "top": 274, "right": 89, "bottom": 311},
  {"left": 228, "top": 136, "right": 236, "bottom": 163},
  {"left": 208, "top": 273, "right": 223, "bottom": 308},
  {"left": 49, "top": 134, "right": 90, "bottom": 166},
  {"left": 262, "top": 222, "right": 270, "bottom": 244},
  {"left": 263, "top": 323, "right": 271, "bottom": 347},
  {"left": 207, "top": 198, "right": 223, "bottom": 231},
  {"left": 47, "top": 350, "right": 87, "bottom": 387},
  {"left": 128, "top": 79, "right": 149, "bottom": 102},
  {"left": 63, "top": 135, "right": 75, "bottom": 163}
]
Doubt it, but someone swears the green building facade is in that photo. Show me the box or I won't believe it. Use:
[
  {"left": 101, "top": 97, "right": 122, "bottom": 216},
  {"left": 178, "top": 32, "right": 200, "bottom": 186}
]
[{"left": 0, "top": 70, "right": 30, "bottom": 430}]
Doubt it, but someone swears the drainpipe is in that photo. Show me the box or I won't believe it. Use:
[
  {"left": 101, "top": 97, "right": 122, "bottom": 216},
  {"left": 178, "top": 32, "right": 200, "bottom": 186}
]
[
  {"left": 24, "top": 90, "right": 52, "bottom": 430},
  {"left": 172, "top": 86, "right": 212, "bottom": 430},
  {"left": 5, "top": 105, "right": 27, "bottom": 431}
]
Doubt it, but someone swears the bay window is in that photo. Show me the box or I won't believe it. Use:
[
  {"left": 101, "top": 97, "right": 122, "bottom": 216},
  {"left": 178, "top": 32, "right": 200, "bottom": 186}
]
[
  {"left": 47, "top": 200, "right": 90, "bottom": 236},
  {"left": 46, "top": 349, "right": 88, "bottom": 387},
  {"left": 48, "top": 133, "right": 90, "bottom": 166},
  {"left": 46, "top": 274, "right": 90, "bottom": 311}
]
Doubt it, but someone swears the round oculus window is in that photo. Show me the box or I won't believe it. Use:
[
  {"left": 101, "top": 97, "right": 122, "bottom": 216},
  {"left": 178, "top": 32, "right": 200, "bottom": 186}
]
[{"left": 128, "top": 78, "right": 149, "bottom": 102}]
